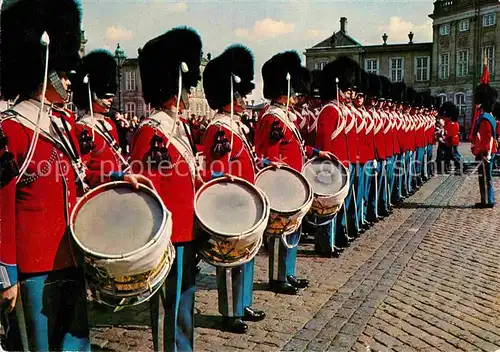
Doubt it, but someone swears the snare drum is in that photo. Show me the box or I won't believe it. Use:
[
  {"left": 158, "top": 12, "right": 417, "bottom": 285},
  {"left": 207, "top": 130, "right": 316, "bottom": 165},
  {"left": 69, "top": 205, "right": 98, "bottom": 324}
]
[
  {"left": 70, "top": 181, "right": 174, "bottom": 308},
  {"left": 302, "top": 157, "right": 350, "bottom": 217},
  {"left": 255, "top": 166, "right": 313, "bottom": 237},
  {"left": 195, "top": 177, "right": 270, "bottom": 268}
]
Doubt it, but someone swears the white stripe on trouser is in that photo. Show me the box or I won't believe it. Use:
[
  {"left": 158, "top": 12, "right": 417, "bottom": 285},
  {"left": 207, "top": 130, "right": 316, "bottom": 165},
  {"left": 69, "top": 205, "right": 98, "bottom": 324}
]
[
  {"left": 374, "top": 167, "right": 379, "bottom": 218},
  {"left": 352, "top": 184, "right": 358, "bottom": 228},
  {"left": 225, "top": 269, "right": 233, "bottom": 317},
  {"left": 273, "top": 237, "right": 280, "bottom": 281},
  {"left": 483, "top": 161, "right": 488, "bottom": 204}
]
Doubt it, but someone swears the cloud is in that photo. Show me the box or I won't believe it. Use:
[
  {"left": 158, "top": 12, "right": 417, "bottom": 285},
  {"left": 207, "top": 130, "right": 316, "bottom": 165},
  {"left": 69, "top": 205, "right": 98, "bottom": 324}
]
[
  {"left": 235, "top": 18, "right": 295, "bottom": 42},
  {"left": 378, "top": 16, "right": 432, "bottom": 44},
  {"left": 105, "top": 26, "right": 133, "bottom": 42},
  {"left": 305, "top": 29, "right": 329, "bottom": 40},
  {"left": 166, "top": 1, "right": 188, "bottom": 14}
]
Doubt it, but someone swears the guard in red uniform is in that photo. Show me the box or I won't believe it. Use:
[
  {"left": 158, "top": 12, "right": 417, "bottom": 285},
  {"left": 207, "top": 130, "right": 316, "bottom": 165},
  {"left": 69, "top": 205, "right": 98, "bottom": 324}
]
[
  {"left": 255, "top": 51, "right": 332, "bottom": 293},
  {"left": 130, "top": 27, "right": 203, "bottom": 351},
  {"left": 377, "top": 76, "right": 392, "bottom": 216},
  {"left": 72, "top": 50, "right": 129, "bottom": 187},
  {"left": 202, "top": 45, "right": 265, "bottom": 334},
  {"left": 390, "top": 83, "right": 406, "bottom": 204},
  {"left": 471, "top": 83, "right": 498, "bottom": 208},
  {"left": 0, "top": 1, "right": 152, "bottom": 350}
]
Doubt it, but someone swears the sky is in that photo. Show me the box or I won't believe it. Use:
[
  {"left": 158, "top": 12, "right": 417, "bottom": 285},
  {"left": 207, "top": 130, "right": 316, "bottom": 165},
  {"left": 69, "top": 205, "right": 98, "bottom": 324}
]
[{"left": 81, "top": 0, "right": 435, "bottom": 102}]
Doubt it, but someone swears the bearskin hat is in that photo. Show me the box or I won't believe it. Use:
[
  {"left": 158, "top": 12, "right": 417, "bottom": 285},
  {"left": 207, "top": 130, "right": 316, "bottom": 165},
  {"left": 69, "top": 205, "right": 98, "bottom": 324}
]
[
  {"left": 366, "top": 73, "right": 382, "bottom": 100},
  {"left": 391, "top": 82, "right": 406, "bottom": 103},
  {"left": 139, "top": 27, "right": 202, "bottom": 107},
  {"left": 72, "top": 50, "right": 117, "bottom": 110},
  {"left": 310, "top": 69, "right": 322, "bottom": 99},
  {"left": 405, "top": 87, "right": 417, "bottom": 106},
  {"left": 474, "top": 83, "right": 498, "bottom": 113},
  {"left": 379, "top": 76, "right": 392, "bottom": 100},
  {"left": 1, "top": 0, "right": 82, "bottom": 100},
  {"left": 262, "top": 51, "right": 303, "bottom": 100},
  {"left": 492, "top": 101, "right": 500, "bottom": 120},
  {"left": 298, "top": 67, "right": 312, "bottom": 98},
  {"left": 203, "top": 45, "right": 254, "bottom": 110},
  {"left": 319, "top": 57, "right": 360, "bottom": 100},
  {"left": 358, "top": 70, "right": 370, "bottom": 96},
  {"left": 421, "top": 91, "right": 433, "bottom": 109},
  {"left": 439, "top": 101, "right": 459, "bottom": 119}
]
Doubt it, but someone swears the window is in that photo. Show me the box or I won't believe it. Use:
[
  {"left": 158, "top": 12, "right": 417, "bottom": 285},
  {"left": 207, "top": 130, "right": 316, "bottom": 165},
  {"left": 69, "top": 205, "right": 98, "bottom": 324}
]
[
  {"left": 439, "top": 24, "right": 450, "bottom": 36},
  {"left": 459, "top": 19, "right": 469, "bottom": 32},
  {"left": 438, "top": 94, "right": 447, "bottom": 107},
  {"left": 365, "top": 59, "right": 379, "bottom": 74},
  {"left": 455, "top": 93, "right": 466, "bottom": 117},
  {"left": 415, "top": 56, "right": 430, "bottom": 81},
  {"left": 456, "top": 50, "right": 469, "bottom": 77},
  {"left": 125, "top": 71, "right": 136, "bottom": 91},
  {"left": 145, "top": 103, "right": 152, "bottom": 117},
  {"left": 125, "top": 102, "right": 136, "bottom": 117},
  {"left": 315, "top": 61, "right": 327, "bottom": 70},
  {"left": 482, "top": 46, "right": 495, "bottom": 73},
  {"left": 389, "top": 58, "right": 404, "bottom": 82},
  {"left": 439, "top": 53, "right": 450, "bottom": 79},
  {"left": 483, "top": 13, "right": 496, "bottom": 27}
]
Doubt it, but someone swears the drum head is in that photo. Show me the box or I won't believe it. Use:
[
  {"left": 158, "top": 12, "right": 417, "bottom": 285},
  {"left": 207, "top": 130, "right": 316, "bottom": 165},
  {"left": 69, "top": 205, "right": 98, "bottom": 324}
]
[
  {"left": 73, "top": 187, "right": 164, "bottom": 256},
  {"left": 255, "top": 168, "right": 309, "bottom": 213},
  {"left": 196, "top": 180, "right": 265, "bottom": 236},
  {"left": 303, "top": 159, "right": 347, "bottom": 196}
]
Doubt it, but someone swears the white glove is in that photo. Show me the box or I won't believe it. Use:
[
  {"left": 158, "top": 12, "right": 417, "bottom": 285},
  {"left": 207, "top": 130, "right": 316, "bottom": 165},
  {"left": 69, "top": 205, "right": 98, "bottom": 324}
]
[
  {"left": 373, "top": 159, "right": 378, "bottom": 169},
  {"left": 484, "top": 153, "right": 492, "bottom": 162}
]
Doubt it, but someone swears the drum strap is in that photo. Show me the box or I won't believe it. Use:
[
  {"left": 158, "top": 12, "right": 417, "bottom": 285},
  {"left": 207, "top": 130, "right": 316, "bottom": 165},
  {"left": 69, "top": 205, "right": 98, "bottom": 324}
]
[
  {"left": 363, "top": 108, "right": 374, "bottom": 134},
  {"left": 353, "top": 108, "right": 365, "bottom": 134},
  {"left": 343, "top": 107, "right": 356, "bottom": 134},
  {"left": 318, "top": 102, "right": 345, "bottom": 141},
  {"left": 147, "top": 112, "right": 198, "bottom": 181},
  {"left": 308, "top": 110, "right": 319, "bottom": 133},
  {"left": 267, "top": 106, "right": 306, "bottom": 157},
  {"left": 382, "top": 113, "right": 391, "bottom": 134}
]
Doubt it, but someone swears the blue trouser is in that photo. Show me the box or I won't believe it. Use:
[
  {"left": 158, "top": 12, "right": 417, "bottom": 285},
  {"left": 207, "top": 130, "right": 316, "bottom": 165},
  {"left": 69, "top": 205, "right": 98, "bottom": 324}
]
[
  {"left": 150, "top": 242, "right": 196, "bottom": 352},
  {"left": 363, "top": 160, "right": 375, "bottom": 221},
  {"left": 395, "top": 154, "right": 404, "bottom": 200},
  {"left": 311, "top": 214, "right": 338, "bottom": 255},
  {"left": 378, "top": 160, "right": 389, "bottom": 213},
  {"left": 477, "top": 156, "right": 495, "bottom": 206},
  {"left": 426, "top": 144, "right": 433, "bottom": 177},
  {"left": 408, "top": 150, "right": 416, "bottom": 192},
  {"left": 451, "top": 146, "right": 463, "bottom": 172},
  {"left": 415, "top": 147, "right": 425, "bottom": 184},
  {"left": 355, "top": 163, "right": 366, "bottom": 225},
  {"left": 367, "top": 160, "right": 381, "bottom": 221},
  {"left": 340, "top": 163, "right": 359, "bottom": 233},
  {"left": 18, "top": 268, "right": 90, "bottom": 351},
  {"left": 267, "top": 228, "right": 301, "bottom": 283},
  {"left": 386, "top": 156, "right": 395, "bottom": 205},
  {"left": 216, "top": 260, "right": 254, "bottom": 318}
]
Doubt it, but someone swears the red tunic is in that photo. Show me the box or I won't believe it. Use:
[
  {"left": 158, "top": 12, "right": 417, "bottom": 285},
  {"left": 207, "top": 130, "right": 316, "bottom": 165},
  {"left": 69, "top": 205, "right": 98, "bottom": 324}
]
[
  {"left": 472, "top": 117, "right": 497, "bottom": 155},
  {"left": 444, "top": 121, "right": 460, "bottom": 147},
  {"left": 391, "top": 110, "right": 401, "bottom": 155},
  {"left": 344, "top": 104, "right": 358, "bottom": 163},
  {"left": 202, "top": 114, "right": 255, "bottom": 183},
  {"left": 0, "top": 100, "right": 81, "bottom": 275},
  {"left": 315, "top": 101, "right": 349, "bottom": 165},
  {"left": 75, "top": 114, "right": 124, "bottom": 187},
  {"left": 381, "top": 109, "right": 393, "bottom": 158},
  {"left": 371, "top": 107, "right": 386, "bottom": 160},
  {"left": 130, "top": 112, "right": 197, "bottom": 244},
  {"left": 255, "top": 104, "right": 313, "bottom": 172},
  {"left": 352, "top": 105, "right": 369, "bottom": 163},
  {"left": 362, "top": 106, "right": 376, "bottom": 161}
]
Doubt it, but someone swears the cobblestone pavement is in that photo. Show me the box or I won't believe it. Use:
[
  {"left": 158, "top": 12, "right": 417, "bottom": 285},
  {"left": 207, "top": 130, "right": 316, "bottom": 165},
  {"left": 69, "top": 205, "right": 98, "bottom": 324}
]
[{"left": 90, "top": 151, "right": 500, "bottom": 351}]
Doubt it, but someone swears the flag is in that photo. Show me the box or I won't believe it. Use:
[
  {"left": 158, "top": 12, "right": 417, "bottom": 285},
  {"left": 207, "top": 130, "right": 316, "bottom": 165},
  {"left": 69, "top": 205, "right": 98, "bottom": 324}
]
[{"left": 470, "top": 55, "right": 490, "bottom": 141}]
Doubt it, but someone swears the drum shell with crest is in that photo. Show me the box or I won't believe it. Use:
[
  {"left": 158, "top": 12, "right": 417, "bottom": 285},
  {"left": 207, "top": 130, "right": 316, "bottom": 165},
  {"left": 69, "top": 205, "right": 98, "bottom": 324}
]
[
  {"left": 302, "top": 157, "right": 350, "bottom": 217},
  {"left": 69, "top": 181, "right": 175, "bottom": 308},
  {"left": 255, "top": 166, "right": 314, "bottom": 236},
  {"left": 195, "top": 177, "right": 270, "bottom": 268}
]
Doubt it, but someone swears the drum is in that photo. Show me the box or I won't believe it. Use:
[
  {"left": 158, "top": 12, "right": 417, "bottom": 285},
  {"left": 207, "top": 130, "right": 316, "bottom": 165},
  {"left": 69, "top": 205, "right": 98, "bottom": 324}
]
[
  {"left": 70, "top": 181, "right": 174, "bottom": 309},
  {"left": 302, "top": 157, "right": 350, "bottom": 217},
  {"left": 195, "top": 177, "right": 270, "bottom": 268},
  {"left": 255, "top": 166, "right": 313, "bottom": 237}
]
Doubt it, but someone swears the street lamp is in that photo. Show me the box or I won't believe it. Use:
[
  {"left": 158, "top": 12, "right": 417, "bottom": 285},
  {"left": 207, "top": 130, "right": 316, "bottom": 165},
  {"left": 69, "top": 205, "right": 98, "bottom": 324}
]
[{"left": 114, "top": 43, "right": 126, "bottom": 112}]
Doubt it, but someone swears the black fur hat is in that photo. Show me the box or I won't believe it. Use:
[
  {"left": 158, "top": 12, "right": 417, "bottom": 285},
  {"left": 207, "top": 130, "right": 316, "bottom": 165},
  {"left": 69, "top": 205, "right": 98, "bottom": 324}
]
[
  {"left": 405, "top": 87, "right": 417, "bottom": 106},
  {"left": 203, "top": 45, "right": 254, "bottom": 110},
  {"left": 366, "top": 73, "right": 381, "bottom": 100},
  {"left": 320, "top": 57, "right": 360, "bottom": 99},
  {"left": 310, "top": 69, "right": 322, "bottom": 99},
  {"left": 439, "top": 101, "right": 459, "bottom": 119},
  {"left": 379, "top": 76, "right": 392, "bottom": 100},
  {"left": 298, "top": 67, "right": 312, "bottom": 98},
  {"left": 72, "top": 50, "right": 117, "bottom": 110},
  {"left": 492, "top": 101, "right": 500, "bottom": 120},
  {"left": 391, "top": 82, "right": 406, "bottom": 103},
  {"left": 1, "top": 0, "right": 82, "bottom": 100},
  {"left": 474, "top": 83, "right": 498, "bottom": 113},
  {"left": 358, "top": 70, "right": 370, "bottom": 96},
  {"left": 421, "top": 91, "right": 433, "bottom": 109},
  {"left": 139, "top": 27, "right": 202, "bottom": 107},
  {"left": 262, "top": 51, "right": 303, "bottom": 100}
]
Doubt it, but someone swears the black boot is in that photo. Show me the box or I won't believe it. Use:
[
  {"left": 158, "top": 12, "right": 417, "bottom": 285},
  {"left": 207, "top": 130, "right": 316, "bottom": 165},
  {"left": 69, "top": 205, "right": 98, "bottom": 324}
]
[
  {"left": 243, "top": 307, "right": 266, "bottom": 322},
  {"left": 287, "top": 275, "right": 309, "bottom": 289},
  {"left": 270, "top": 281, "right": 298, "bottom": 295},
  {"left": 223, "top": 317, "right": 248, "bottom": 334}
]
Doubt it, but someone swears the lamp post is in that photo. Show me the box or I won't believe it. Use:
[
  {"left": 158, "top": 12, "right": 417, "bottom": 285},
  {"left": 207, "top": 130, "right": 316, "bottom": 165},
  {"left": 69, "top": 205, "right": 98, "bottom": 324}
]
[{"left": 114, "top": 43, "right": 126, "bottom": 112}]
